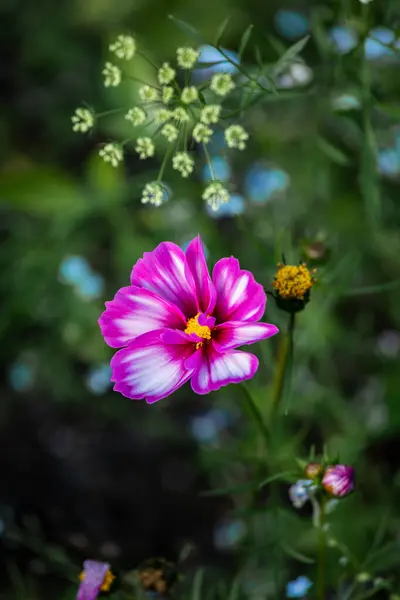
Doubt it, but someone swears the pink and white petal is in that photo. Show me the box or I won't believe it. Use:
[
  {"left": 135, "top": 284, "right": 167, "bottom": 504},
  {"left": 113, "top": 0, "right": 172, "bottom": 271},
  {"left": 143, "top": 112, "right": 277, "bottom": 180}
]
[
  {"left": 111, "top": 329, "right": 195, "bottom": 403},
  {"left": 161, "top": 329, "right": 203, "bottom": 345},
  {"left": 99, "top": 286, "right": 187, "bottom": 348},
  {"left": 213, "top": 321, "right": 279, "bottom": 351},
  {"left": 130, "top": 241, "right": 198, "bottom": 316},
  {"left": 185, "top": 235, "right": 216, "bottom": 314},
  {"left": 212, "top": 257, "right": 266, "bottom": 323},
  {"left": 190, "top": 345, "right": 259, "bottom": 395}
]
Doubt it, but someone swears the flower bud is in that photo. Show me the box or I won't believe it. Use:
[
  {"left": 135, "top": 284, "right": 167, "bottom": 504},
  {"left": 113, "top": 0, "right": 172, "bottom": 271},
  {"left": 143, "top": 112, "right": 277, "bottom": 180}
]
[
  {"left": 304, "top": 462, "right": 322, "bottom": 479},
  {"left": 322, "top": 465, "right": 354, "bottom": 497}
]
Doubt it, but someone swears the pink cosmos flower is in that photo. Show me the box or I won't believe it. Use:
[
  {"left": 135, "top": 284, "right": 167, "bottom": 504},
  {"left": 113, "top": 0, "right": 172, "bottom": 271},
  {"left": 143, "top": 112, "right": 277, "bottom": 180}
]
[
  {"left": 322, "top": 465, "right": 354, "bottom": 497},
  {"left": 99, "top": 236, "right": 279, "bottom": 402}
]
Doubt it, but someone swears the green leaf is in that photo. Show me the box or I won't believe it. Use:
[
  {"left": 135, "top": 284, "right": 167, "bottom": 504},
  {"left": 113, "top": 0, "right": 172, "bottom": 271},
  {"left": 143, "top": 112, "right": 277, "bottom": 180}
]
[
  {"left": 228, "top": 578, "right": 240, "bottom": 600},
  {"left": 273, "top": 35, "right": 310, "bottom": 76},
  {"left": 214, "top": 16, "right": 231, "bottom": 46},
  {"left": 280, "top": 543, "right": 315, "bottom": 564},
  {"left": 254, "top": 45, "right": 263, "bottom": 68},
  {"left": 239, "top": 25, "right": 254, "bottom": 59},
  {"left": 317, "top": 136, "right": 351, "bottom": 166},
  {"left": 344, "top": 278, "right": 400, "bottom": 297},
  {"left": 375, "top": 103, "right": 400, "bottom": 119},
  {"left": 168, "top": 15, "right": 205, "bottom": 44},
  {"left": 200, "top": 480, "right": 262, "bottom": 497},
  {"left": 258, "top": 471, "right": 298, "bottom": 488},
  {"left": 191, "top": 569, "right": 204, "bottom": 600}
]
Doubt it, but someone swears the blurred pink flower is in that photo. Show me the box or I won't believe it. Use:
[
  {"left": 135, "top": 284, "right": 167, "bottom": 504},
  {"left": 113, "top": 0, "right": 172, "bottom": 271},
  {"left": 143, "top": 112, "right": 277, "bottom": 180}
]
[
  {"left": 77, "top": 560, "right": 114, "bottom": 600},
  {"left": 322, "top": 465, "right": 354, "bottom": 497},
  {"left": 99, "top": 236, "right": 278, "bottom": 402}
]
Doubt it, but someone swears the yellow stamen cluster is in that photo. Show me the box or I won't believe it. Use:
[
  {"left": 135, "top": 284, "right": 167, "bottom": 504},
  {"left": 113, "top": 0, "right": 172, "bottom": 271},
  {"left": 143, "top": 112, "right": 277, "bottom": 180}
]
[
  {"left": 273, "top": 263, "right": 316, "bottom": 299},
  {"left": 140, "top": 567, "right": 167, "bottom": 594},
  {"left": 184, "top": 312, "right": 212, "bottom": 348},
  {"left": 79, "top": 569, "right": 115, "bottom": 592}
]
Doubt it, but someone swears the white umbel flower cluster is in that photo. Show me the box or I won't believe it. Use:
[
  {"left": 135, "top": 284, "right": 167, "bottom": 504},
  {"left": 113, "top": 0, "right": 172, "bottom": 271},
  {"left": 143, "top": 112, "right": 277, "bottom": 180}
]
[
  {"left": 193, "top": 123, "right": 213, "bottom": 144},
  {"left": 135, "top": 137, "right": 155, "bottom": 159},
  {"left": 225, "top": 124, "right": 249, "bottom": 150},
  {"left": 158, "top": 62, "right": 176, "bottom": 85},
  {"left": 141, "top": 182, "right": 164, "bottom": 206},
  {"left": 210, "top": 73, "right": 235, "bottom": 96},
  {"left": 71, "top": 107, "right": 94, "bottom": 133},
  {"left": 109, "top": 35, "right": 136, "bottom": 60},
  {"left": 103, "top": 62, "right": 121, "bottom": 87},
  {"left": 172, "top": 152, "right": 195, "bottom": 178},
  {"left": 200, "top": 105, "right": 221, "bottom": 125},
  {"left": 99, "top": 143, "right": 123, "bottom": 167},
  {"left": 125, "top": 107, "right": 146, "bottom": 126},
  {"left": 181, "top": 86, "right": 199, "bottom": 104},
  {"left": 202, "top": 182, "right": 230, "bottom": 211},
  {"left": 161, "top": 123, "right": 179, "bottom": 142},
  {"left": 139, "top": 85, "right": 158, "bottom": 103},
  {"left": 176, "top": 47, "right": 200, "bottom": 69},
  {"left": 162, "top": 86, "right": 174, "bottom": 104}
]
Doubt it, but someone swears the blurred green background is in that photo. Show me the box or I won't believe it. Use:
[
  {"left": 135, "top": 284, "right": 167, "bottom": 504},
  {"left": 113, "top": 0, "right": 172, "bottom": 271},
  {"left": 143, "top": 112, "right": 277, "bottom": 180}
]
[{"left": 1, "top": 0, "right": 400, "bottom": 598}]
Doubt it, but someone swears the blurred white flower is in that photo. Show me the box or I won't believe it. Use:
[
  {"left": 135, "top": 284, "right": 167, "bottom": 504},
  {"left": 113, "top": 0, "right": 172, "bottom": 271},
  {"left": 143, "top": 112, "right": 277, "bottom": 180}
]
[
  {"left": 177, "top": 47, "right": 200, "bottom": 69},
  {"left": 99, "top": 143, "right": 123, "bottom": 167},
  {"left": 181, "top": 86, "right": 199, "bottom": 104},
  {"left": 161, "top": 123, "right": 179, "bottom": 142},
  {"left": 102, "top": 62, "right": 121, "bottom": 87},
  {"left": 158, "top": 62, "right": 176, "bottom": 85},
  {"left": 193, "top": 123, "right": 213, "bottom": 144},
  {"left": 210, "top": 73, "right": 235, "bottom": 96},
  {"left": 173, "top": 107, "right": 190, "bottom": 122},
  {"left": 202, "top": 182, "right": 230, "bottom": 211},
  {"left": 200, "top": 104, "right": 221, "bottom": 124},
  {"left": 172, "top": 152, "right": 195, "bottom": 177},
  {"left": 135, "top": 137, "right": 155, "bottom": 159},
  {"left": 109, "top": 35, "right": 136, "bottom": 60},
  {"left": 71, "top": 108, "right": 94, "bottom": 133},
  {"left": 138, "top": 85, "right": 158, "bottom": 102},
  {"left": 141, "top": 182, "right": 164, "bottom": 206},
  {"left": 225, "top": 124, "right": 249, "bottom": 150},
  {"left": 125, "top": 107, "right": 146, "bottom": 126},
  {"left": 162, "top": 86, "right": 174, "bottom": 104},
  {"left": 155, "top": 108, "right": 172, "bottom": 124}
]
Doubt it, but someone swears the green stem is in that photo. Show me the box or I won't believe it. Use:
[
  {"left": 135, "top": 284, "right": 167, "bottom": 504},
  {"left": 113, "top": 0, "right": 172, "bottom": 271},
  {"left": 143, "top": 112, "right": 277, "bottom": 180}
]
[
  {"left": 240, "top": 382, "right": 269, "bottom": 449},
  {"left": 215, "top": 45, "right": 270, "bottom": 93},
  {"left": 156, "top": 145, "right": 173, "bottom": 182},
  {"left": 271, "top": 312, "right": 295, "bottom": 410},
  {"left": 316, "top": 498, "right": 326, "bottom": 600},
  {"left": 202, "top": 143, "right": 216, "bottom": 179}
]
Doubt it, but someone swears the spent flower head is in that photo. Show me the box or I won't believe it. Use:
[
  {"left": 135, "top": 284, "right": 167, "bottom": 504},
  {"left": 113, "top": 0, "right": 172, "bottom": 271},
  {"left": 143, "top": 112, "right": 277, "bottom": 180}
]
[
  {"left": 135, "top": 137, "right": 155, "bottom": 159},
  {"left": 141, "top": 182, "right": 165, "bottom": 206},
  {"left": 139, "top": 85, "right": 158, "bottom": 103},
  {"left": 177, "top": 46, "right": 200, "bottom": 69},
  {"left": 273, "top": 263, "right": 316, "bottom": 313},
  {"left": 193, "top": 123, "right": 213, "bottom": 144},
  {"left": 201, "top": 105, "right": 221, "bottom": 125},
  {"left": 125, "top": 107, "right": 146, "bottom": 126},
  {"left": 181, "top": 86, "right": 199, "bottom": 104},
  {"left": 158, "top": 62, "right": 176, "bottom": 85},
  {"left": 202, "top": 182, "right": 230, "bottom": 211},
  {"left": 161, "top": 123, "right": 179, "bottom": 142},
  {"left": 225, "top": 124, "right": 249, "bottom": 150},
  {"left": 109, "top": 34, "right": 136, "bottom": 60},
  {"left": 172, "top": 152, "right": 195, "bottom": 178},
  {"left": 71, "top": 107, "right": 94, "bottom": 133},
  {"left": 99, "top": 143, "right": 123, "bottom": 167},
  {"left": 173, "top": 107, "right": 190, "bottom": 123},
  {"left": 210, "top": 73, "right": 235, "bottom": 96},
  {"left": 162, "top": 86, "right": 174, "bottom": 104},
  {"left": 103, "top": 62, "right": 122, "bottom": 87}
]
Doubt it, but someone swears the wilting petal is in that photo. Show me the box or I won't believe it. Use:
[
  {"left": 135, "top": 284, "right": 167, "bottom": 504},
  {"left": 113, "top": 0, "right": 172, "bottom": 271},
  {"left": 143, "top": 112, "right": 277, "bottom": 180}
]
[
  {"left": 212, "top": 257, "right": 266, "bottom": 323},
  {"left": 189, "top": 344, "right": 259, "bottom": 394},
  {"left": 130, "top": 241, "right": 198, "bottom": 316},
  {"left": 99, "top": 286, "right": 187, "bottom": 348},
  {"left": 77, "top": 560, "right": 110, "bottom": 600},
  {"left": 111, "top": 329, "right": 195, "bottom": 403},
  {"left": 213, "top": 321, "right": 279, "bottom": 351},
  {"left": 185, "top": 235, "right": 216, "bottom": 314}
]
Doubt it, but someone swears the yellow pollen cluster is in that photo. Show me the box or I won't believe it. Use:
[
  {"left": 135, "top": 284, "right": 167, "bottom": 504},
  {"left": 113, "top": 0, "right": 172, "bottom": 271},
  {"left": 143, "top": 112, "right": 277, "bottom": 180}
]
[
  {"left": 79, "top": 569, "right": 115, "bottom": 592},
  {"left": 273, "top": 263, "right": 316, "bottom": 299},
  {"left": 184, "top": 312, "right": 212, "bottom": 348}
]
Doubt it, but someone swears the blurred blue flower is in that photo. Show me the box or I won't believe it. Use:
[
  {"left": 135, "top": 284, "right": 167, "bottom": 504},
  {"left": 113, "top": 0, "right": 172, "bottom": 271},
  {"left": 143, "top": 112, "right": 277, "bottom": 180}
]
[
  {"left": 286, "top": 576, "right": 313, "bottom": 598},
  {"left": 209, "top": 131, "right": 227, "bottom": 153},
  {"left": 206, "top": 193, "right": 245, "bottom": 218},
  {"left": 201, "top": 156, "right": 231, "bottom": 182},
  {"left": 289, "top": 479, "right": 314, "bottom": 508},
  {"left": 59, "top": 255, "right": 91, "bottom": 286},
  {"left": 329, "top": 26, "right": 358, "bottom": 54},
  {"left": 214, "top": 519, "right": 247, "bottom": 550},
  {"left": 181, "top": 239, "right": 209, "bottom": 259},
  {"left": 275, "top": 10, "right": 309, "bottom": 40},
  {"left": 190, "top": 408, "right": 233, "bottom": 443},
  {"left": 194, "top": 45, "right": 239, "bottom": 82},
  {"left": 85, "top": 364, "right": 112, "bottom": 395},
  {"left": 76, "top": 273, "right": 104, "bottom": 300},
  {"left": 9, "top": 361, "right": 34, "bottom": 392},
  {"left": 245, "top": 165, "right": 290, "bottom": 203},
  {"left": 365, "top": 27, "right": 397, "bottom": 60},
  {"left": 377, "top": 148, "right": 400, "bottom": 177}
]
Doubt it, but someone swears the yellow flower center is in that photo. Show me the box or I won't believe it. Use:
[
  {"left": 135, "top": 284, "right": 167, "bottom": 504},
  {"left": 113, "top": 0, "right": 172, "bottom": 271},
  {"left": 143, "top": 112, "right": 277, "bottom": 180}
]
[
  {"left": 273, "top": 263, "right": 315, "bottom": 299},
  {"left": 79, "top": 569, "right": 115, "bottom": 593},
  {"left": 184, "top": 312, "right": 212, "bottom": 348}
]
